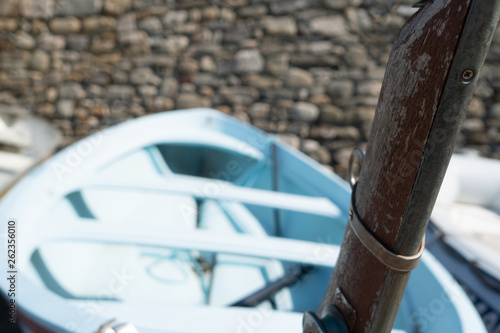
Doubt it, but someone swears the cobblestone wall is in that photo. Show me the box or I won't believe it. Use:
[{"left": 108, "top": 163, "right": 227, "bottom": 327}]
[{"left": 1, "top": 0, "right": 499, "bottom": 176}]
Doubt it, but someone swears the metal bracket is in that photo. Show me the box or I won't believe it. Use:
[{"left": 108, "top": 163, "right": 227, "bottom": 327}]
[
  {"left": 332, "top": 288, "right": 356, "bottom": 331},
  {"left": 349, "top": 183, "right": 425, "bottom": 272},
  {"left": 303, "top": 306, "right": 349, "bottom": 333},
  {"left": 302, "top": 289, "right": 354, "bottom": 333},
  {"left": 348, "top": 148, "right": 365, "bottom": 189}
]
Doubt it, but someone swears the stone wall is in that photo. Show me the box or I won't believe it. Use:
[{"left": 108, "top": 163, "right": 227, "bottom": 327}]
[{"left": 1, "top": 0, "right": 499, "bottom": 176}]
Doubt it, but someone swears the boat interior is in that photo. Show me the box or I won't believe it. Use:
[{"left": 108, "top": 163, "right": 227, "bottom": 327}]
[
  {"left": 10, "top": 113, "right": 475, "bottom": 332},
  {"left": 27, "top": 142, "right": 343, "bottom": 314}
]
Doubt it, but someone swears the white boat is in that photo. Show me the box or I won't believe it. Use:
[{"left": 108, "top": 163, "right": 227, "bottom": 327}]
[
  {"left": 0, "top": 109, "right": 486, "bottom": 333},
  {"left": 428, "top": 152, "right": 500, "bottom": 332},
  {"left": 0, "top": 105, "right": 61, "bottom": 195}
]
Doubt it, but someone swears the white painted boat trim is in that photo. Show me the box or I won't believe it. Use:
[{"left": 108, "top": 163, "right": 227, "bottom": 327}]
[
  {"left": 69, "top": 174, "right": 342, "bottom": 218},
  {"left": 35, "top": 222, "right": 340, "bottom": 268}
]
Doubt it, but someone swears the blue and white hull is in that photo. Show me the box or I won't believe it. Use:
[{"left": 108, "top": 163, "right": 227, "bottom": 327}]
[{"left": 0, "top": 109, "right": 486, "bottom": 333}]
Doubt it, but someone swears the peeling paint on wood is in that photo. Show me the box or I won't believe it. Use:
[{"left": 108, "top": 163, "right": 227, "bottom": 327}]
[
  {"left": 358, "top": 0, "right": 472, "bottom": 248},
  {"left": 318, "top": 0, "right": 472, "bottom": 331}
]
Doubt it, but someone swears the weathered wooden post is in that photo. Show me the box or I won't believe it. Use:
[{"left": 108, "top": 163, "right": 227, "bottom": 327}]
[{"left": 303, "top": 0, "right": 500, "bottom": 332}]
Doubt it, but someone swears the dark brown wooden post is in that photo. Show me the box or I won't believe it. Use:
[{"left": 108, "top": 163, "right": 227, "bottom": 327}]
[{"left": 304, "top": 0, "right": 500, "bottom": 332}]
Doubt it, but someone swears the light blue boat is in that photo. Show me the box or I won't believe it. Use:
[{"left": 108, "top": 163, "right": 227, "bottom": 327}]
[{"left": 0, "top": 109, "right": 486, "bottom": 332}]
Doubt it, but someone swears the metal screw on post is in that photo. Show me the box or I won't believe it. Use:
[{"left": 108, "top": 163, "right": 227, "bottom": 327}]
[{"left": 462, "top": 69, "right": 474, "bottom": 83}]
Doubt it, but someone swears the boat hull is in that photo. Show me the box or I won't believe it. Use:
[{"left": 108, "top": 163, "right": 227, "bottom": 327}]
[{"left": 0, "top": 109, "right": 486, "bottom": 333}]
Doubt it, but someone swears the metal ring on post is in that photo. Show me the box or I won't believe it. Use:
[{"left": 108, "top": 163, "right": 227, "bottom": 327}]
[
  {"left": 349, "top": 184, "right": 425, "bottom": 272},
  {"left": 348, "top": 148, "right": 365, "bottom": 189}
]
